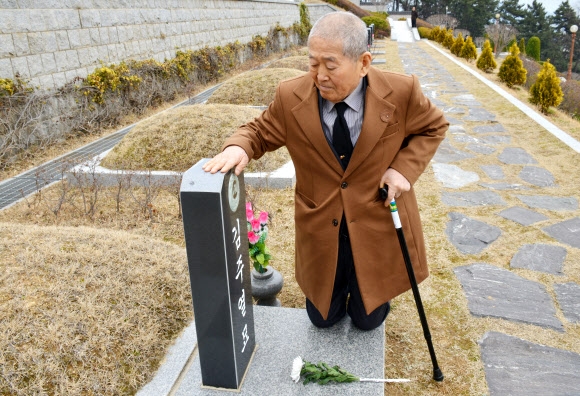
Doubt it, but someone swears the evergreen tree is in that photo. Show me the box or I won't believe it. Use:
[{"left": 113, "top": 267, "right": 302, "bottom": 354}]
[
  {"left": 430, "top": 26, "right": 441, "bottom": 41},
  {"left": 448, "top": 0, "right": 499, "bottom": 38},
  {"left": 519, "top": 37, "right": 526, "bottom": 55},
  {"left": 443, "top": 29, "right": 455, "bottom": 49},
  {"left": 529, "top": 59, "right": 564, "bottom": 113},
  {"left": 497, "top": 0, "right": 526, "bottom": 27},
  {"left": 477, "top": 39, "right": 498, "bottom": 72},
  {"left": 526, "top": 36, "right": 541, "bottom": 61},
  {"left": 451, "top": 33, "right": 465, "bottom": 56},
  {"left": 437, "top": 27, "right": 448, "bottom": 43},
  {"left": 498, "top": 42, "right": 527, "bottom": 87},
  {"left": 519, "top": 0, "right": 553, "bottom": 62},
  {"left": 550, "top": 1, "right": 580, "bottom": 73},
  {"left": 461, "top": 36, "right": 478, "bottom": 61}
]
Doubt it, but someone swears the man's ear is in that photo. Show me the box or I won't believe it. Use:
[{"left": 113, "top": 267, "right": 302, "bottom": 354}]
[{"left": 359, "top": 51, "right": 372, "bottom": 77}]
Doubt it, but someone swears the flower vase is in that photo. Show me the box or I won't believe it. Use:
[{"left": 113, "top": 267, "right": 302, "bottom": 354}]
[{"left": 251, "top": 266, "right": 283, "bottom": 307}]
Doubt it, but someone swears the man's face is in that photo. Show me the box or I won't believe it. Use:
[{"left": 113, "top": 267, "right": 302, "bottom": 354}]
[{"left": 308, "top": 36, "right": 369, "bottom": 103}]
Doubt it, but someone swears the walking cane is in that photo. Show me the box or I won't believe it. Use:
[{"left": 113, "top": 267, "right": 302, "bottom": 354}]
[{"left": 379, "top": 186, "right": 444, "bottom": 382}]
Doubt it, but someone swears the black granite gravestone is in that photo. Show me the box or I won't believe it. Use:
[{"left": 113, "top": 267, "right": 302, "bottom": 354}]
[{"left": 180, "top": 159, "right": 256, "bottom": 390}]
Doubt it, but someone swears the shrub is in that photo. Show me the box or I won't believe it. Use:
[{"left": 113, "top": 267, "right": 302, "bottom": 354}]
[
  {"left": 436, "top": 27, "right": 448, "bottom": 43},
  {"left": 460, "top": 36, "right": 478, "bottom": 62},
  {"left": 418, "top": 26, "right": 432, "bottom": 39},
  {"left": 518, "top": 38, "right": 526, "bottom": 55},
  {"left": 560, "top": 80, "right": 580, "bottom": 119},
  {"left": 296, "top": 2, "right": 312, "bottom": 41},
  {"left": 443, "top": 29, "right": 455, "bottom": 49},
  {"left": 477, "top": 39, "right": 497, "bottom": 73},
  {"left": 529, "top": 59, "right": 564, "bottom": 114},
  {"left": 450, "top": 33, "right": 464, "bottom": 56},
  {"left": 362, "top": 15, "right": 389, "bottom": 31},
  {"left": 498, "top": 43, "right": 527, "bottom": 88},
  {"left": 430, "top": 26, "right": 441, "bottom": 41},
  {"left": 526, "top": 36, "right": 541, "bottom": 61}
]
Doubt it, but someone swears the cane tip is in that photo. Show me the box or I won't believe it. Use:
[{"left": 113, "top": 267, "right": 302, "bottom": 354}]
[{"left": 433, "top": 368, "right": 444, "bottom": 382}]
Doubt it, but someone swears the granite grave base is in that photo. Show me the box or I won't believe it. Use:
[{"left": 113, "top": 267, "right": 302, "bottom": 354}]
[{"left": 139, "top": 306, "right": 386, "bottom": 396}]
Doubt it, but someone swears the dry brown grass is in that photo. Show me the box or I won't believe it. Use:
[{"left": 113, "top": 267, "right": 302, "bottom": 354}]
[
  {"left": 267, "top": 56, "right": 310, "bottom": 72},
  {"left": 207, "top": 68, "right": 305, "bottom": 106},
  {"left": 0, "top": 222, "right": 191, "bottom": 395},
  {"left": 100, "top": 104, "right": 291, "bottom": 174}
]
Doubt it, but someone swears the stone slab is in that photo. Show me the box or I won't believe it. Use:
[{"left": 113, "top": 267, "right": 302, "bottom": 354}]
[
  {"left": 432, "top": 163, "right": 479, "bottom": 188},
  {"left": 516, "top": 195, "right": 578, "bottom": 211},
  {"left": 452, "top": 134, "right": 479, "bottom": 143},
  {"left": 498, "top": 148, "right": 537, "bottom": 164},
  {"left": 480, "top": 183, "right": 529, "bottom": 190},
  {"left": 371, "top": 59, "right": 386, "bottom": 64},
  {"left": 464, "top": 108, "right": 496, "bottom": 122},
  {"left": 174, "top": 307, "right": 385, "bottom": 395},
  {"left": 452, "top": 94, "right": 481, "bottom": 106},
  {"left": 497, "top": 206, "right": 548, "bottom": 226},
  {"left": 510, "top": 243, "right": 567, "bottom": 275},
  {"left": 554, "top": 282, "right": 580, "bottom": 323},
  {"left": 480, "top": 331, "right": 580, "bottom": 395},
  {"left": 442, "top": 190, "right": 506, "bottom": 207},
  {"left": 432, "top": 140, "right": 475, "bottom": 163},
  {"left": 454, "top": 263, "right": 562, "bottom": 330},
  {"left": 518, "top": 166, "right": 556, "bottom": 187},
  {"left": 446, "top": 213, "right": 501, "bottom": 254},
  {"left": 543, "top": 217, "right": 580, "bottom": 248},
  {"left": 480, "top": 135, "right": 511, "bottom": 145},
  {"left": 443, "top": 106, "right": 466, "bottom": 114},
  {"left": 466, "top": 143, "right": 496, "bottom": 155},
  {"left": 445, "top": 116, "right": 463, "bottom": 125},
  {"left": 448, "top": 125, "right": 466, "bottom": 134},
  {"left": 480, "top": 165, "right": 505, "bottom": 180},
  {"left": 472, "top": 124, "right": 505, "bottom": 134}
]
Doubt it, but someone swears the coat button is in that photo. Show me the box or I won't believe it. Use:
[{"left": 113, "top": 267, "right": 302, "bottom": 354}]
[
  {"left": 332, "top": 219, "right": 339, "bottom": 226},
  {"left": 341, "top": 182, "right": 348, "bottom": 189}
]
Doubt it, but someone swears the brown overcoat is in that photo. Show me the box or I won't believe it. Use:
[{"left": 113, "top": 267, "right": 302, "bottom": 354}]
[{"left": 224, "top": 67, "right": 448, "bottom": 319}]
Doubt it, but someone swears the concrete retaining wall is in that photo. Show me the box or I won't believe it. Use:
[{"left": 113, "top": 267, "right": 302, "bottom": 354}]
[
  {"left": 306, "top": 3, "right": 339, "bottom": 26},
  {"left": 0, "top": 0, "right": 308, "bottom": 90}
]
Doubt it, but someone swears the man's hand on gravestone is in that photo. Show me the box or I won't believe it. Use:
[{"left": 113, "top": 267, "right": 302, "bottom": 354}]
[
  {"left": 379, "top": 167, "right": 410, "bottom": 206},
  {"left": 202, "top": 145, "right": 249, "bottom": 175}
]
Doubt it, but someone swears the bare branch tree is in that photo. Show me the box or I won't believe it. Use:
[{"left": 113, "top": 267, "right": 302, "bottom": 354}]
[
  {"left": 426, "top": 14, "right": 459, "bottom": 30},
  {"left": 485, "top": 23, "right": 519, "bottom": 54}
]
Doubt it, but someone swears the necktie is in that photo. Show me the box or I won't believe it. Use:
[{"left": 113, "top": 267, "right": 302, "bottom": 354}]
[{"left": 332, "top": 102, "right": 354, "bottom": 169}]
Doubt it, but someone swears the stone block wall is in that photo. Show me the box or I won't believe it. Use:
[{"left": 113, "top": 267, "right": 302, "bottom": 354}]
[
  {"left": 0, "top": 0, "right": 305, "bottom": 90},
  {"left": 306, "top": 3, "right": 339, "bottom": 26}
]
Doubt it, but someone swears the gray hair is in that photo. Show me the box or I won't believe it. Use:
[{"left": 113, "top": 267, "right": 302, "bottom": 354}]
[{"left": 308, "top": 12, "right": 368, "bottom": 61}]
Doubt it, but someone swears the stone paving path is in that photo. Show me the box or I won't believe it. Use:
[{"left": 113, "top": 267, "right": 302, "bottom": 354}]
[{"left": 398, "top": 41, "right": 580, "bottom": 393}]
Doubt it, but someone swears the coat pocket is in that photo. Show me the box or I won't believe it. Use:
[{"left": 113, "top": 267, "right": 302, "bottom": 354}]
[
  {"left": 296, "top": 190, "right": 317, "bottom": 209},
  {"left": 380, "top": 123, "right": 399, "bottom": 139}
]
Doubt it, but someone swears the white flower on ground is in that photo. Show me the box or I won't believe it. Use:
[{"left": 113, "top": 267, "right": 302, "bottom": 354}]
[{"left": 291, "top": 356, "right": 304, "bottom": 383}]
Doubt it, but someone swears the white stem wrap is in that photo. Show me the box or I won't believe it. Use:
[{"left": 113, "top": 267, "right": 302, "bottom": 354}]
[{"left": 389, "top": 199, "right": 402, "bottom": 229}]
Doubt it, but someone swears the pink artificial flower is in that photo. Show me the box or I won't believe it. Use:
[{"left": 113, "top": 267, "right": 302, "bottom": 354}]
[
  {"left": 259, "top": 211, "right": 269, "bottom": 225},
  {"left": 250, "top": 218, "right": 261, "bottom": 232},
  {"left": 246, "top": 209, "right": 254, "bottom": 222},
  {"left": 246, "top": 202, "right": 253, "bottom": 211},
  {"left": 248, "top": 231, "right": 260, "bottom": 244}
]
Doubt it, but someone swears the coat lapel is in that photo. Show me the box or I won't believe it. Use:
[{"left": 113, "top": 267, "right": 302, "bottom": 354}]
[
  {"left": 345, "top": 68, "right": 397, "bottom": 178},
  {"left": 291, "top": 77, "right": 344, "bottom": 176}
]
